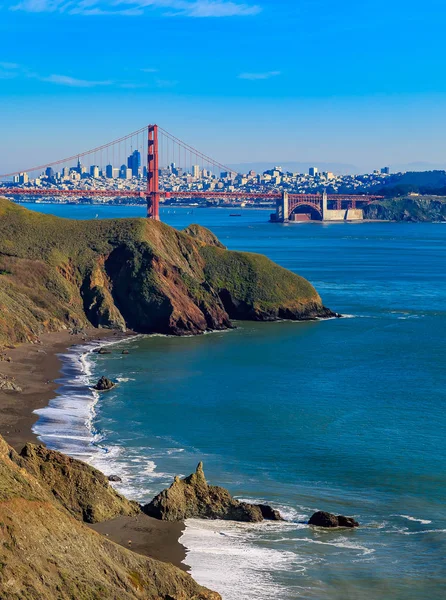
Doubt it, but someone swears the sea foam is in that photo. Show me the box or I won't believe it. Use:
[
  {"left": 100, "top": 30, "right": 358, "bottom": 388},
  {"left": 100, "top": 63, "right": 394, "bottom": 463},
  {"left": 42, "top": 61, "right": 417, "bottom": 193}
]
[{"left": 181, "top": 518, "right": 311, "bottom": 600}]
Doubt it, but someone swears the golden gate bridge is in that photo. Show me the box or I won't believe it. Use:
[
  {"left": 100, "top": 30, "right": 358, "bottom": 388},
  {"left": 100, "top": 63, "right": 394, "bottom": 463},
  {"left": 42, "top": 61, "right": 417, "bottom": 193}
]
[{"left": 0, "top": 125, "right": 382, "bottom": 222}]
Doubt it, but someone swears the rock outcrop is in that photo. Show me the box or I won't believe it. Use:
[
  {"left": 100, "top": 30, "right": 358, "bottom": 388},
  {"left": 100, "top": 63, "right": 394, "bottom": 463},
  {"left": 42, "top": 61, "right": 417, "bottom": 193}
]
[
  {"left": 0, "top": 436, "right": 220, "bottom": 599},
  {"left": 94, "top": 375, "right": 116, "bottom": 391},
  {"left": 309, "top": 511, "right": 359, "bottom": 528},
  {"left": 143, "top": 462, "right": 283, "bottom": 523},
  {"left": 12, "top": 442, "right": 140, "bottom": 523},
  {"left": 0, "top": 198, "right": 335, "bottom": 346},
  {"left": 0, "top": 373, "right": 22, "bottom": 392}
]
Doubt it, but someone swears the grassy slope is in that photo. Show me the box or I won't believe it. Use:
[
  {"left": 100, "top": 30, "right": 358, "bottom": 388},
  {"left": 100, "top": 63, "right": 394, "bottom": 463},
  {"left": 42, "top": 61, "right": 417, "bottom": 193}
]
[{"left": 202, "top": 246, "right": 321, "bottom": 311}]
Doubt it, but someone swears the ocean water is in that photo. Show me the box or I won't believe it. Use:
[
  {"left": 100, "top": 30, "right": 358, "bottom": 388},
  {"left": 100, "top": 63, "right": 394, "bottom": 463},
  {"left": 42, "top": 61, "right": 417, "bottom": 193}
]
[{"left": 30, "top": 204, "right": 446, "bottom": 600}]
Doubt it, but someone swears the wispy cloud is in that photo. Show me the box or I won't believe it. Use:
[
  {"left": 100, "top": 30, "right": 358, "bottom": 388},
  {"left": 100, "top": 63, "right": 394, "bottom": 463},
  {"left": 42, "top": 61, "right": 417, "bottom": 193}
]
[
  {"left": 2, "top": 62, "right": 177, "bottom": 89},
  {"left": 0, "top": 61, "right": 20, "bottom": 69},
  {"left": 41, "top": 74, "right": 113, "bottom": 87},
  {"left": 10, "top": 0, "right": 262, "bottom": 17},
  {"left": 165, "top": 1, "right": 261, "bottom": 17},
  {"left": 238, "top": 70, "right": 281, "bottom": 80}
]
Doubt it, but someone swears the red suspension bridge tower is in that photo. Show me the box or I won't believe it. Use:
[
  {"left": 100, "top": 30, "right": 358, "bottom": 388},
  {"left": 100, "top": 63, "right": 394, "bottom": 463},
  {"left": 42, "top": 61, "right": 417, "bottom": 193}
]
[{"left": 147, "top": 124, "right": 160, "bottom": 220}]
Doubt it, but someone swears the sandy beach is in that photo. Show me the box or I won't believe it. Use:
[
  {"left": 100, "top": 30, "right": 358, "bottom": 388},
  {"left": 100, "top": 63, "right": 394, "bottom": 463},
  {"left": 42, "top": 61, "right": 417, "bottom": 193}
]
[{"left": 0, "top": 329, "right": 187, "bottom": 570}]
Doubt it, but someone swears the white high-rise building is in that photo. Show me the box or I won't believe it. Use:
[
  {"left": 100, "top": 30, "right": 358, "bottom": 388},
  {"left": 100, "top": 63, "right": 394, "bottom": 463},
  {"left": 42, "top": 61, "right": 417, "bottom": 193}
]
[{"left": 192, "top": 165, "right": 200, "bottom": 179}]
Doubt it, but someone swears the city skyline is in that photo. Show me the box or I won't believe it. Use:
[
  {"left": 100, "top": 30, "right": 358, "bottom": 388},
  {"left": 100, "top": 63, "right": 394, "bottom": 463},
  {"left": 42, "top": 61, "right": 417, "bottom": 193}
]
[{"left": 2, "top": 1, "right": 446, "bottom": 172}]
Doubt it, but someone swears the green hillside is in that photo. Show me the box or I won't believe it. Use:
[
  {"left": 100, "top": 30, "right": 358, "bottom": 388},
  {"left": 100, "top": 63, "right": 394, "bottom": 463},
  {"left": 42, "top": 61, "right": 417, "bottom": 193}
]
[{"left": 0, "top": 199, "right": 333, "bottom": 346}]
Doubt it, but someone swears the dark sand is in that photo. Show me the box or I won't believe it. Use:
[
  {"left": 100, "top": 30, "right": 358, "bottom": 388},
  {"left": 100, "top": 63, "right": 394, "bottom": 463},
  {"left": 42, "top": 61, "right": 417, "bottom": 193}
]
[
  {"left": 0, "top": 330, "right": 188, "bottom": 570},
  {"left": 90, "top": 515, "right": 187, "bottom": 570}
]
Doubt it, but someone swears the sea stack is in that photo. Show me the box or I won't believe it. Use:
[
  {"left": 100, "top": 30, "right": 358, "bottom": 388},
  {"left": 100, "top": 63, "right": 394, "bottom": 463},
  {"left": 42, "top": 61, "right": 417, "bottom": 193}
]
[
  {"left": 94, "top": 376, "right": 116, "bottom": 391},
  {"left": 143, "top": 462, "right": 283, "bottom": 523}
]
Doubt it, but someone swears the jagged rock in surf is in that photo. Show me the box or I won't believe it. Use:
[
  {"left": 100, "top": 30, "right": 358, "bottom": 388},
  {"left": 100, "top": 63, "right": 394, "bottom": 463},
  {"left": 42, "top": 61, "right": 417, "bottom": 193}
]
[
  {"left": 309, "top": 511, "right": 359, "bottom": 528},
  {"left": 143, "top": 461, "right": 283, "bottom": 523},
  {"left": 94, "top": 376, "right": 115, "bottom": 391}
]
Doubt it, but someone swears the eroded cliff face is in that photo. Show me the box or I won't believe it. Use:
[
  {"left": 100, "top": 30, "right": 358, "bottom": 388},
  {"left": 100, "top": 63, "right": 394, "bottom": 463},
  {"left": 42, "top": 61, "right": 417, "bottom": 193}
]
[
  {"left": 0, "top": 435, "right": 221, "bottom": 600},
  {"left": 0, "top": 198, "right": 335, "bottom": 346}
]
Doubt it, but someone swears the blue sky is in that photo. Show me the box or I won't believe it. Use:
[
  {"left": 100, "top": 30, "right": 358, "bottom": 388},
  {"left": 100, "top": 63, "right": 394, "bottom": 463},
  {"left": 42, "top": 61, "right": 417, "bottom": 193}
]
[{"left": 1, "top": 0, "right": 446, "bottom": 172}]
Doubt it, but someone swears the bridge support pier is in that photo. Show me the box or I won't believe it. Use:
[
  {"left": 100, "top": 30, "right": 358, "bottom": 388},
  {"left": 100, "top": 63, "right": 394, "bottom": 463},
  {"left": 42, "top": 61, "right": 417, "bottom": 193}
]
[
  {"left": 322, "top": 191, "right": 328, "bottom": 220},
  {"left": 274, "top": 191, "right": 289, "bottom": 222}
]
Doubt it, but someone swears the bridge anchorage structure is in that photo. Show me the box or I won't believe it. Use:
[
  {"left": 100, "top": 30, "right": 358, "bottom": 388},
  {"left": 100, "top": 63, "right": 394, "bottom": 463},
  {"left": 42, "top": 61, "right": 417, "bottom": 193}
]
[{"left": 0, "top": 125, "right": 383, "bottom": 222}]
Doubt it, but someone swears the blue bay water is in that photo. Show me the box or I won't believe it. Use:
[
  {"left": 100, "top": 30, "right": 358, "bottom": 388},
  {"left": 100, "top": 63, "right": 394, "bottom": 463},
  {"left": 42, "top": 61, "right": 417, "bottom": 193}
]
[{"left": 29, "top": 203, "right": 446, "bottom": 600}]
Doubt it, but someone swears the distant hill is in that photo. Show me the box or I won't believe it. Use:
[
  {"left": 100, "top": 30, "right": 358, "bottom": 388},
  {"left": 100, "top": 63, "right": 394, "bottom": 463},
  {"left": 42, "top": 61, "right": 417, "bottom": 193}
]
[
  {"left": 374, "top": 170, "right": 446, "bottom": 196},
  {"left": 390, "top": 162, "right": 446, "bottom": 173}
]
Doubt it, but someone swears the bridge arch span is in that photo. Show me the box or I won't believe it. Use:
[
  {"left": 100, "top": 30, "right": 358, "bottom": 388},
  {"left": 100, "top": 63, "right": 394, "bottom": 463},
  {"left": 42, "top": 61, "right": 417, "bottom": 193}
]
[{"left": 289, "top": 202, "right": 323, "bottom": 221}]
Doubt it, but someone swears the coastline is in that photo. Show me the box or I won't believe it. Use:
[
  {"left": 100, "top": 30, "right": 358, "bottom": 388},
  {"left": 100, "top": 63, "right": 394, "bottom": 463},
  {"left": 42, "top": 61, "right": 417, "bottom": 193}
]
[
  {"left": 0, "top": 329, "right": 120, "bottom": 451},
  {"left": 0, "top": 328, "right": 188, "bottom": 570}
]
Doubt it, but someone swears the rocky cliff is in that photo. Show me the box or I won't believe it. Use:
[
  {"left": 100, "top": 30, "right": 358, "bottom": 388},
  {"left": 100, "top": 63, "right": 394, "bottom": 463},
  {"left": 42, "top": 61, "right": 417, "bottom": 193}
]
[
  {"left": 0, "top": 435, "right": 220, "bottom": 600},
  {"left": 13, "top": 443, "right": 140, "bottom": 523},
  {"left": 364, "top": 196, "right": 446, "bottom": 221},
  {"left": 143, "top": 462, "right": 282, "bottom": 523},
  {"left": 0, "top": 198, "right": 335, "bottom": 346}
]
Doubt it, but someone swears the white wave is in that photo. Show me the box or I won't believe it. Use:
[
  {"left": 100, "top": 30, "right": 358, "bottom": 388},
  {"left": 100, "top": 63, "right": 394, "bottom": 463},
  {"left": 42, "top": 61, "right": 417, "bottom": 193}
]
[
  {"left": 293, "top": 536, "right": 375, "bottom": 556},
  {"left": 143, "top": 460, "right": 179, "bottom": 479},
  {"left": 32, "top": 338, "right": 140, "bottom": 468},
  {"left": 393, "top": 514, "right": 432, "bottom": 525},
  {"left": 116, "top": 377, "right": 136, "bottom": 383},
  {"left": 32, "top": 343, "right": 105, "bottom": 461},
  {"left": 398, "top": 529, "right": 446, "bottom": 536},
  {"left": 181, "top": 518, "right": 311, "bottom": 600}
]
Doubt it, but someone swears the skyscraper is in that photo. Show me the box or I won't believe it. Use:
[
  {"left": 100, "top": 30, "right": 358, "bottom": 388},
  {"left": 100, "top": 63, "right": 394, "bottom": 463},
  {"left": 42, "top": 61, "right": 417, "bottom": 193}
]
[
  {"left": 192, "top": 165, "right": 200, "bottom": 179},
  {"left": 90, "top": 165, "right": 99, "bottom": 178},
  {"left": 309, "top": 167, "right": 318, "bottom": 177},
  {"left": 119, "top": 164, "right": 131, "bottom": 179},
  {"left": 127, "top": 150, "right": 141, "bottom": 178}
]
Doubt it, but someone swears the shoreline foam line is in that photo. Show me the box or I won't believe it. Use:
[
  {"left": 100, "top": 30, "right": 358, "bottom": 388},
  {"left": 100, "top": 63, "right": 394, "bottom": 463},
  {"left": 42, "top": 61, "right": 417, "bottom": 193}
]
[{"left": 32, "top": 334, "right": 140, "bottom": 462}]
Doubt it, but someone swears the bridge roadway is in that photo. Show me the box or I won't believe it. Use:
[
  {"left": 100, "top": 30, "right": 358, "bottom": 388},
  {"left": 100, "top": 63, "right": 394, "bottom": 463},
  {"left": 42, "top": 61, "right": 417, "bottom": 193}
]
[{"left": 0, "top": 187, "right": 379, "bottom": 203}]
